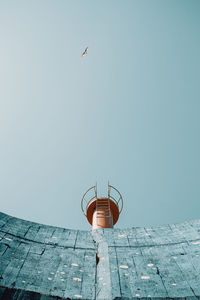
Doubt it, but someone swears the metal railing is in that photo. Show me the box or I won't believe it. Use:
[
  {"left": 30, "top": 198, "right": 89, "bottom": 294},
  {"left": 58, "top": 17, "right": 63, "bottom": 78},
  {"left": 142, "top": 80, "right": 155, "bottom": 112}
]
[{"left": 81, "top": 182, "right": 123, "bottom": 216}]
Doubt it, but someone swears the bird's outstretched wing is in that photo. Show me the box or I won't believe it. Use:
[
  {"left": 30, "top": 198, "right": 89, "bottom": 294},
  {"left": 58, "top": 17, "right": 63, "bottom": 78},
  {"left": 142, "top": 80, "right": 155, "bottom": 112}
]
[{"left": 81, "top": 47, "right": 88, "bottom": 57}]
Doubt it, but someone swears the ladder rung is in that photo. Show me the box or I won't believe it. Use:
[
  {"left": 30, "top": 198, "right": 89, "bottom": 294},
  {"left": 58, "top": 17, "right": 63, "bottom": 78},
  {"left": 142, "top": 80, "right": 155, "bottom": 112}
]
[
  {"left": 97, "top": 200, "right": 109, "bottom": 202},
  {"left": 96, "top": 215, "right": 112, "bottom": 218},
  {"left": 97, "top": 207, "right": 109, "bottom": 210},
  {"left": 97, "top": 201, "right": 110, "bottom": 203}
]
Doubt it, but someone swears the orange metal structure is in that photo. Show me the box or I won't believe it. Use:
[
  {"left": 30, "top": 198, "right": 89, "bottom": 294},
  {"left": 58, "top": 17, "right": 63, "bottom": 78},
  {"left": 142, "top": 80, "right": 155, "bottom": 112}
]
[{"left": 81, "top": 183, "right": 123, "bottom": 230}]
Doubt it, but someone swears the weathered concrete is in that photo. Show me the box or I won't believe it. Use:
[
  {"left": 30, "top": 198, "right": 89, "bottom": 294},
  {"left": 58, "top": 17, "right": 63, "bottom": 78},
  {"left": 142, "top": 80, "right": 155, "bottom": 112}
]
[
  {"left": 0, "top": 212, "right": 96, "bottom": 300},
  {"left": 1, "top": 212, "right": 200, "bottom": 299}
]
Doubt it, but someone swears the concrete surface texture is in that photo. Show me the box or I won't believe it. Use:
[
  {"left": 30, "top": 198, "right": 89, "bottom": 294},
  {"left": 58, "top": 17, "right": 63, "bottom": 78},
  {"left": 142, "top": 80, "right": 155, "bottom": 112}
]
[{"left": 1, "top": 211, "right": 200, "bottom": 299}]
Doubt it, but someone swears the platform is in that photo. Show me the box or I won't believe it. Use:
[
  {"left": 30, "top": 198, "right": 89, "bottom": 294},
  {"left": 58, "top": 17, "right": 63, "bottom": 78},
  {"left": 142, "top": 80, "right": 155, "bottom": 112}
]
[{"left": 1, "top": 211, "right": 200, "bottom": 299}]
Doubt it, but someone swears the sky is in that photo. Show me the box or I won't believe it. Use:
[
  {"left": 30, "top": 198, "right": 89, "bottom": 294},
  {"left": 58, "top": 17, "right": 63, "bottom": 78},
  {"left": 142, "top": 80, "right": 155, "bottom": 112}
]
[{"left": 0, "top": 0, "right": 200, "bottom": 230}]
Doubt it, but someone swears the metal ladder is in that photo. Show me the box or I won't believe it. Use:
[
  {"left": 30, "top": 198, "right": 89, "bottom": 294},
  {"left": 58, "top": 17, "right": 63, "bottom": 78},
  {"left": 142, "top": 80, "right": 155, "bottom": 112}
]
[{"left": 96, "top": 198, "right": 112, "bottom": 225}]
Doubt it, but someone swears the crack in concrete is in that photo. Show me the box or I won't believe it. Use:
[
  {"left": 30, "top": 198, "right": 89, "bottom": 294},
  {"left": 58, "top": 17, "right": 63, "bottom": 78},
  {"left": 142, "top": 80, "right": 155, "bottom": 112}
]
[{"left": 92, "top": 229, "right": 112, "bottom": 300}]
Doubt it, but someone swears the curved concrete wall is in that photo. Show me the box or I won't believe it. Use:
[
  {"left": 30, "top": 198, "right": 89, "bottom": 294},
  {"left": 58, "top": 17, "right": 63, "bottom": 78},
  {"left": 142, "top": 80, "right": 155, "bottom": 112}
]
[{"left": 1, "top": 211, "right": 200, "bottom": 299}]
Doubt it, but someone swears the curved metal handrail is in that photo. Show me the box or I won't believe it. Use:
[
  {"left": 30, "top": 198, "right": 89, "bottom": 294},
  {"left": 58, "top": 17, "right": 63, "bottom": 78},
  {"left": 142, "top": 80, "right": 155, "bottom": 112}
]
[
  {"left": 108, "top": 184, "right": 123, "bottom": 213},
  {"left": 81, "top": 183, "right": 123, "bottom": 216},
  {"left": 81, "top": 185, "right": 97, "bottom": 216}
]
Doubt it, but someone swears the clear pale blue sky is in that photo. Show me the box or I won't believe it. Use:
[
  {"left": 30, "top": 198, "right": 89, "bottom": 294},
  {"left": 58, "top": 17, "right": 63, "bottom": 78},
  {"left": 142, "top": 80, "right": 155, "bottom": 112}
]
[{"left": 0, "top": 0, "right": 200, "bottom": 230}]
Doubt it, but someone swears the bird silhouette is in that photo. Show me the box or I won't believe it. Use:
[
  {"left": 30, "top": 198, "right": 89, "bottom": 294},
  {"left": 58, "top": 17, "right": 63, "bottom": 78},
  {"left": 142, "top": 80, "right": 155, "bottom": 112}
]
[{"left": 81, "top": 47, "right": 88, "bottom": 57}]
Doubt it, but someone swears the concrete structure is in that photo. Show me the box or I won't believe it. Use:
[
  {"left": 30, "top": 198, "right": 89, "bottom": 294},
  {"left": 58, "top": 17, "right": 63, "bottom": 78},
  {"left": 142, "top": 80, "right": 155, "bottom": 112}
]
[{"left": 1, "top": 211, "right": 200, "bottom": 299}]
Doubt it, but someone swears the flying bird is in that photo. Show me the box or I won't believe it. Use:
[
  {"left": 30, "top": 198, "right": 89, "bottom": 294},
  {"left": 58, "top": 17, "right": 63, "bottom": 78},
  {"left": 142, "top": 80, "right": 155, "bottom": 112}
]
[{"left": 81, "top": 47, "right": 88, "bottom": 57}]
